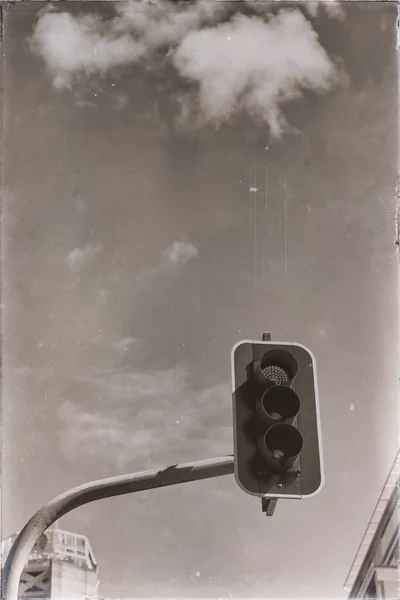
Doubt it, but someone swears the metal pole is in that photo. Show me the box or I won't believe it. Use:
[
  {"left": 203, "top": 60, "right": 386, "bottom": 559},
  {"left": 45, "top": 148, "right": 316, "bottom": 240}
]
[{"left": 2, "top": 455, "right": 234, "bottom": 600}]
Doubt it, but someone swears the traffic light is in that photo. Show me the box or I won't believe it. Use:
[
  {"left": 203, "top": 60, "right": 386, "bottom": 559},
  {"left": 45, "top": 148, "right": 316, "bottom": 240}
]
[{"left": 231, "top": 340, "right": 324, "bottom": 498}]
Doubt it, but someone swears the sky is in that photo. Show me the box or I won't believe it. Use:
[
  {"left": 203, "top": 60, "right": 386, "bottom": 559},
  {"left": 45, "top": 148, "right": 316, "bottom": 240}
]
[{"left": 1, "top": 1, "right": 398, "bottom": 598}]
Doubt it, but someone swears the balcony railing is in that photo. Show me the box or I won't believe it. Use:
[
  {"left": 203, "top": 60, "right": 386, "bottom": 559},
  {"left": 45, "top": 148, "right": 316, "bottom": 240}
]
[{"left": 2, "top": 528, "right": 97, "bottom": 572}]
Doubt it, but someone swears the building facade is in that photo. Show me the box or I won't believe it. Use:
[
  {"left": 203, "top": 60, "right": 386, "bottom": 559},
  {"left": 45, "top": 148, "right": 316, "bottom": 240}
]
[
  {"left": 344, "top": 452, "right": 399, "bottom": 599},
  {"left": 1, "top": 528, "right": 99, "bottom": 599}
]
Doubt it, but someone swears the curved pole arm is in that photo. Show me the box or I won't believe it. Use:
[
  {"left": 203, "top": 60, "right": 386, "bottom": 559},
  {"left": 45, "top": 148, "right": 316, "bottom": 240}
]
[{"left": 2, "top": 455, "right": 234, "bottom": 600}]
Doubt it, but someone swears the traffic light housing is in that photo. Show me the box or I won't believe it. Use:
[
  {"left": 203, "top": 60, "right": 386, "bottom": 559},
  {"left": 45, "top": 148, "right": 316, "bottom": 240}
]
[{"left": 231, "top": 340, "right": 324, "bottom": 498}]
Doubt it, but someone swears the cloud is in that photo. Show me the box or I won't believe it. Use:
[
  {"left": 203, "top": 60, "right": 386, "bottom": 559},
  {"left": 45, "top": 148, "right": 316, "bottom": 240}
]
[
  {"left": 315, "top": 2, "right": 345, "bottom": 21},
  {"left": 135, "top": 240, "right": 198, "bottom": 289},
  {"left": 30, "top": 2, "right": 342, "bottom": 137},
  {"left": 102, "top": 367, "right": 184, "bottom": 399},
  {"left": 30, "top": 10, "right": 146, "bottom": 89},
  {"left": 113, "top": 337, "right": 141, "bottom": 356},
  {"left": 113, "top": 0, "right": 228, "bottom": 47},
  {"left": 162, "top": 240, "right": 199, "bottom": 264},
  {"left": 30, "top": 2, "right": 224, "bottom": 89},
  {"left": 66, "top": 243, "right": 101, "bottom": 270},
  {"left": 172, "top": 10, "right": 338, "bottom": 136},
  {"left": 13, "top": 365, "right": 55, "bottom": 384},
  {"left": 246, "top": 0, "right": 345, "bottom": 21},
  {"left": 112, "top": 92, "right": 129, "bottom": 111},
  {"left": 57, "top": 366, "right": 232, "bottom": 468}
]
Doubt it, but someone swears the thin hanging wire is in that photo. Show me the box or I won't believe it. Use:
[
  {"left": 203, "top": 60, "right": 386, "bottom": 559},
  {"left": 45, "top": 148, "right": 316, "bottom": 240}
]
[
  {"left": 283, "top": 180, "right": 288, "bottom": 282},
  {"left": 253, "top": 159, "right": 258, "bottom": 318},
  {"left": 265, "top": 137, "right": 270, "bottom": 210}
]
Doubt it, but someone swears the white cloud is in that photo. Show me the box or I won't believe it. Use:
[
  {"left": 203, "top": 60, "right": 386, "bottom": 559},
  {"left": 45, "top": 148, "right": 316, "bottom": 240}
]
[
  {"left": 173, "top": 10, "right": 338, "bottom": 137},
  {"left": 162, "top": 241, "right": 199, "bottom": 265},
  {"left": 113, "top": 93, "right": 129, "bottom": 111},
  {"left": 14, "top": 365, "right": 55, "bottom": 384},
  {"left": 113, "top": 1, "right": 228, "bottom": 47},
  {"left": 30, "top": 2, "right": 342, "bottom": 137},
  {"left": 30, "top": 2, "right": 224, "bottom": 89},
  {"left": 113, "top": 337, "right": 141, "bottom": 355},
  {"left": 134, "top": 240, "right": 198, "bottom": 289},
  {"left": 66, "top": 244, "right": 101, "bottom": 270},
  {"left": 104, "top": 367, "right": 184, "bottom": 400},
  {"left": 57, "top": 366, "right": 232, "bottom": 467},
  {"left": 31, "top": 10, "right": 146, "bottom": 89},
  {"left": 302, "top": 3, "right": 319, "bottom": 19},
  {"left": 320, "top": 2, "right": 345, "bottom": 21},
  {"left": 247, "top": 0, "right": 345, "bottom": 21}
]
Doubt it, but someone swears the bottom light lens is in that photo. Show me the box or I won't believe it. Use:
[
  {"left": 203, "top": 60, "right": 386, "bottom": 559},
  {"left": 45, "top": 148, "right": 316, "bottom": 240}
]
[{"left": 264, "top": 423, "right": 303, "bottom": 458}]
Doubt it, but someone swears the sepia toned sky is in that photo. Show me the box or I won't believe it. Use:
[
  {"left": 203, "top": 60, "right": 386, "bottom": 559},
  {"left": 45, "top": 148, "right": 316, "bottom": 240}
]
[{"left": 2, "top": 2, "right": 398, "bottom": 598}]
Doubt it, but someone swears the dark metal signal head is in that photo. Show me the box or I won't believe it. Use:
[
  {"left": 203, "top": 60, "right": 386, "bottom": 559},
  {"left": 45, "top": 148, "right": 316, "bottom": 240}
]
[{"left": 231, "top": 340, "right": 324, "bottom": 498}]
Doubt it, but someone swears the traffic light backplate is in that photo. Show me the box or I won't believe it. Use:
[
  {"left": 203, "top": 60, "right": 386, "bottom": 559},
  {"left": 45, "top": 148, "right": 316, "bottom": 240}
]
[{"left": 231, "top": 340, "right": 324, "bottom": 499}]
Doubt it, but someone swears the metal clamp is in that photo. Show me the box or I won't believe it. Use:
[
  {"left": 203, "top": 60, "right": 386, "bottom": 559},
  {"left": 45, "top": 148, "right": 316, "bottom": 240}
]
[{"left": 261, "top": 497, "right": 278, "bottom": 516}]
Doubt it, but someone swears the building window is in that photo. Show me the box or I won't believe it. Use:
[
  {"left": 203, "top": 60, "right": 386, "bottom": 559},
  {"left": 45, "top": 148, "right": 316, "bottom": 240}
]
[
  {"left": 388, "top": 538, "right": 399, "bottom": 567},
  {"left": 365, "top": 575, "right": 377, "bottom": 599}
]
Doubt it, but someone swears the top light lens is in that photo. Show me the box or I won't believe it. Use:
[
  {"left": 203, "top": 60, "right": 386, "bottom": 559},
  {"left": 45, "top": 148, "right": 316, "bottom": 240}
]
[{"left": 260, "top": 364, "right": 289, "bottom": 386}]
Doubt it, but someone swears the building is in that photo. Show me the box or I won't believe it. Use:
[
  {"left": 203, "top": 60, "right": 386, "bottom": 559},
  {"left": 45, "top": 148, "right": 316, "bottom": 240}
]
[
  {"left": 1, "top": 528, "right": 99, "bottom": 599},
  {"left": 344, "top": 452, "right": 399, "bottom": 599}
]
